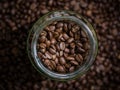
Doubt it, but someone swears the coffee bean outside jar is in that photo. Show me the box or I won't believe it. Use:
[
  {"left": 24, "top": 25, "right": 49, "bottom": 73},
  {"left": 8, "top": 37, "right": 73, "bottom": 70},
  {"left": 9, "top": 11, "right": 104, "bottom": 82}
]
[{"left": 27, "top": 10, "right": 98, "bottom": 81}]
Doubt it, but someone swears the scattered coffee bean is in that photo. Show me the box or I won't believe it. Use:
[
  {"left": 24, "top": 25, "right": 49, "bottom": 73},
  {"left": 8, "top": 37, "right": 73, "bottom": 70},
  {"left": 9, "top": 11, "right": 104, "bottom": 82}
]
[{"left": 0, "top": 0, "right": 119, "bottom": 89}]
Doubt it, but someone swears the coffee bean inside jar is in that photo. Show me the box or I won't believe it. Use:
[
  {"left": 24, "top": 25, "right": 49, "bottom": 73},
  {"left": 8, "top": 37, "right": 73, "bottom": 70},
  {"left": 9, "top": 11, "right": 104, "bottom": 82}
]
[{"left": 37, "top": 20, "right": 90, "bottom": 73}]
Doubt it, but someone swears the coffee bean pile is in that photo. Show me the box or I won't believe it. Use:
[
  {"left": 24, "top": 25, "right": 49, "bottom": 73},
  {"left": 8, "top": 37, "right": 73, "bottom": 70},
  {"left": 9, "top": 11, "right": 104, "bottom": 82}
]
[
  {"left": 0, "top": 0, "right": 120, "bottom": 90},
  {"left": 37, "top": 21, "right": 89, "bottom": 73}
]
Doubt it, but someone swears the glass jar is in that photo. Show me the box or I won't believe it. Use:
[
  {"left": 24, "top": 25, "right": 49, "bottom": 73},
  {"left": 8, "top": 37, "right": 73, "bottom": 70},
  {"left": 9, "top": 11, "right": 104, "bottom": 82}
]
[{"left": 27, "top": 10, "right": 98, "bottom": 81}]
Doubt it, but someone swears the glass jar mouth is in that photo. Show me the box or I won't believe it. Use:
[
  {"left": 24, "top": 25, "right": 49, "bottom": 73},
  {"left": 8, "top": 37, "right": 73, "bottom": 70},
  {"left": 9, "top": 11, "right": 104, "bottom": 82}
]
[{"left": 27, "top": 10, "right": 98, "bottom": 81}]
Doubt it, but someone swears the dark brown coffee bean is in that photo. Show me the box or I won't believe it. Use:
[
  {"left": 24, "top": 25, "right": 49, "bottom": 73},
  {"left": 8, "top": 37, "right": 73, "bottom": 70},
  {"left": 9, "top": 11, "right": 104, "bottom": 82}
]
[
  {"left": 69, "top": 31, "right": 74, "bottom": 37},
  {"left": 64, "top": 48, "right": 70, "bottom": 53},
  {"left": 47, "top": 65, "right": 53, "bottom": 70},
  {"left": 51, "top": 60, "right": 56, "bottom": 69},
  {"left": 39, "top": 36, "right": 46, "bottom": 42},
  {"left": 56, "top": 22, "right": 63, "bottom": 28},
  {"left": 59, "top": 51, "right": 63, "bottom": 56},
  {"left": 60, "top": 37, "right": 65, "bottom": 41},
  {"left": 60, "top": 42, "right": 65, "bottom": 50},
  {"left": 63, "top": 23, "right": 68, "bottom": 31},
  {"left": 40, "top": 31, "right": 47, "bottom": 36},
  {"left": 63, "top": 33, "right": 69, "bottom": 40},
  {"left": 71, "top": 49, "right": 75, "bottom": 54},
  {"left": 49, "top": 48, "right": 56, "bottom": 54},
  {"left": 59, "top": 57, "right": 66, "bottom": 65},
  {"left": 48, "top": 32, "right": 53, "bottom": 40},
  {"left": 57, "top": 65, "right": 65, "bottom": 73},
  {"left": 54, "top": 32, "right": 59, "bottom": 38},
  {"left": 56, "top": 52, "right": 60, "bottom": 57},
  {"left": 72, "top": 26, "right": 79, "bottom": 33},
  {"left": 40, "top": 48, "right": 46, "bottom": 53},
  {"left": 67, "top": 38, "right": 74, "bottom": 43},
  {"left": 75, "top": 54, "right": 83, "bottom": 62},
  {"left": 77, "top": 42, "right": 83, "bottom": 47},
  {"left": 70, "top": 61, "right": 79, "bottom": 65},
  {"left": 52, "top": 54, "right": 57, "bottom": 60},
  {"left": 78, "top": 47, "right": 85, "bottom": 53},
  {"left": 44, "top": 59, "right": 51, "bottom": 66},
  {"left": 39, "top": 43, "right": 46, "bottom": 49},
  {"left": 69, "top": 66, "right": 75, "bottom": 72},
  {"left": 64, "top": 53, "right": 68, "bottom": 58},
  {"left": 51, "top": 38, "right": 56, "bottom": 44},
  {"left": 58, "top": 34, "right": 63, "bottom": 41},
  {"left": 49, "top": 25, "right": 55, "bottom": 31},
  {"left": 38, "top": 52, "right": 42, "bottom": 58},
  {"left": 81, "top": 30, "right": 87, "bottom": 38},
  {"left": 70, "top": 42, "right": 75, "bottom": 48},
  {"left": 84, "top": 43, "right": 90, "bottom": 50},
  {"left": 45, "top": 40, "right": 51, "bottom": 47},
  {"left": 56, "top": 44, "right": 60, "bottom": 51},
  {"left": 55, "top": 58, "right": 59, "bottom": 64},
  {"left": 45, "top": 51, "right": 52, "bottom": 59},
  {"left": 56, "top": 28, "right": 62, "bottom": 33},
  {"left": 65, "top": 64, "right": 71, "bottom": 68},
  {"left": 66, "top": 56, "right": 75, "bottom": 61}
]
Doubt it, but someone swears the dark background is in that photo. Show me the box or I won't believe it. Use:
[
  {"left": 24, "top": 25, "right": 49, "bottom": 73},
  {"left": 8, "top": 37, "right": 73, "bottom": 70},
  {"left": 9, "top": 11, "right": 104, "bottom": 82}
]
[{"left": 0, "top": 0, "right": 120, "bottom": 90}]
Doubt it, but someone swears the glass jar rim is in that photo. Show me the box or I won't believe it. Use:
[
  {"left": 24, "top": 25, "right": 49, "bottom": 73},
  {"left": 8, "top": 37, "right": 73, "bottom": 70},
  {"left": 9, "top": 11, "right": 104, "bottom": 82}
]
[{"left": 27, "top": 10, "right": 98, "bottom": 81}]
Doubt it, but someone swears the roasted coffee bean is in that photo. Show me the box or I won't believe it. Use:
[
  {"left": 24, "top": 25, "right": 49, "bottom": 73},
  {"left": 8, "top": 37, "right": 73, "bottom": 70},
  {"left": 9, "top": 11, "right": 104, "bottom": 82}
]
[
  {"left": 75, "top": 54, "right": 83, "bottom": 62},
  {"left": 78, "top": 47, "right": 85, "bottom": 53},
  {"left": 38, "top": 52, "right": 42, "bottom": 58},
  {"left": 39, "top": 43, "right": 46, "bottom": 48},
  {"left": 70, "top": 42, "right": 75, "bottom": 48},
  {"left": 66, "top": 56, "right": 75, "bottom": 61},
  {"left": 69, "top": 66, "right": 75, "bottom": 72},
  {"left": 40, "top": 48, "right": 46, "bottom": 53},
  {"left": 67, "top": 38, "right": 74, "bottom": 43},
  {"left": 70, "top": 61, "right": 79, "bottom": 65},
  {"left": 51, "top": 38, "right": 56, "bottom": 44},
  {"left": 56, "top": 52, "right": 60, "bottom": 57},
  {"left": 48, "top": 32, "right": 53, "bottom": 40},
  {"left": 56, "top": 44, "right": 60, "bottom": 51},
  {"left": 52, "top": 54, "right": 57, "bottom": 60},
  {"left": 81, "top": 30, "right": 87, "bottom": 38},
  {"left": 40, "top": 36, "right": 46, "bottom": 42},
  {"left": 59, "top": 57, "right": 66, "bottom": 65},
  {"left": 55, "top": 58, "right": 59, "bottom": 64},
  {"left": 71, "top": 48, "right": 75, "bottom": 54},
  {"left": 40, "top": 31, "right": 47, "bottom": 36},
  {"left": 45, "top": 40, "right": 51, "bottom": 47},
  {"left": 54, "top": 32, "right": 59, "bottom": 38},
  {"left": 1, "top": 0, "right": 119, "bottom": 89},
  {"left": 49, "top": 25, "right": 55, "bottom": 31},
  {"left": 56, "top": 22, "right": 63, "bottom": 28},
  {"left": 50, "top": 44, "right": 56, "bottom": 50},
  {"left": 44, "top": 59, "right": 51, "bottom": 66},
  {"left": 45, "top": 51, "right": 52, "bottom": 59},
  {"left": 57, "top": 65, "right": 65, "bottom": 73},
  {"left": 49, "top": 48, "right": 56, "bottom": 54},
  {"left": 69, "top": 31, "right": 74, "bottom": 37},
  {"left": 51, "top": 60, "right": 56, "bottom": 69},
  {"left": 59, "top": 51, "right": 63, "bottom": 56},
  {"left": 64, "top": 48, "right": 70, "bottom": 53},
  {"left": 60, "top": 42, "right": 65, "bottom": 50},
  {"left": 65, "top": 64, "right": 71, "bottom": 69},
  {"left": 56, "top": 28, "right": 63, "bottom": 33},
  {"left": 63, "top": 33, "right": 69, "bottom": 40}
]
